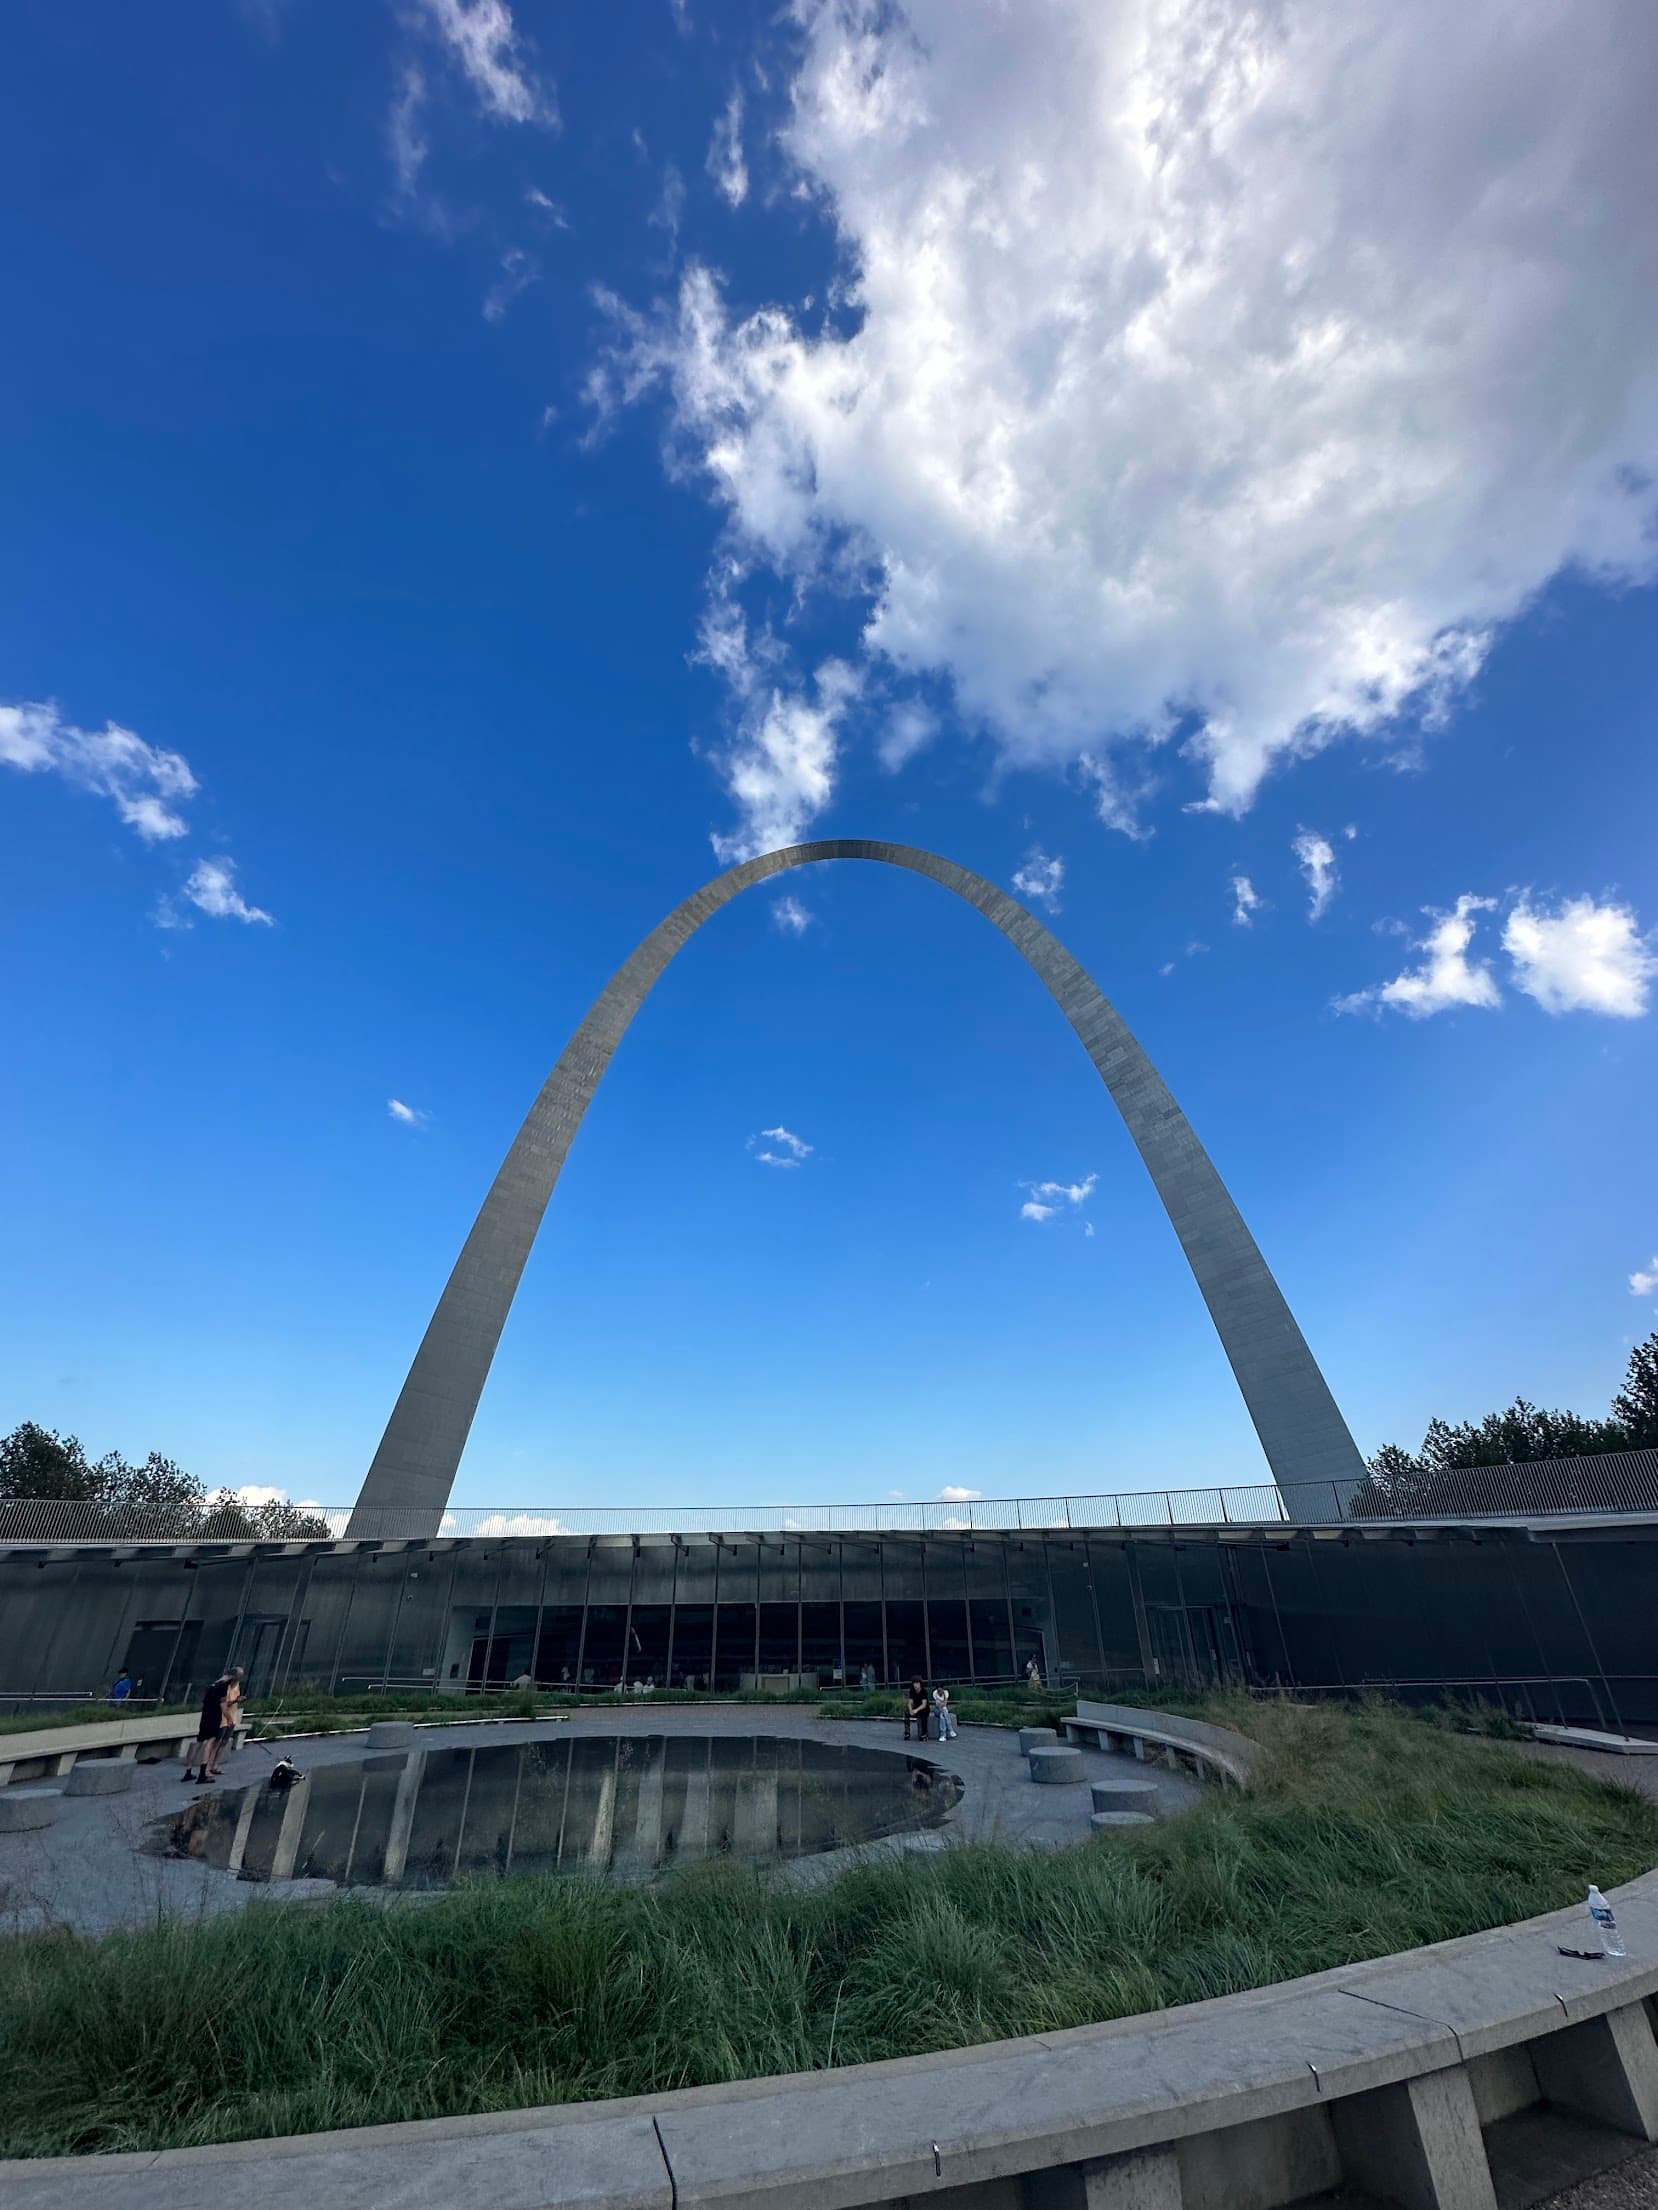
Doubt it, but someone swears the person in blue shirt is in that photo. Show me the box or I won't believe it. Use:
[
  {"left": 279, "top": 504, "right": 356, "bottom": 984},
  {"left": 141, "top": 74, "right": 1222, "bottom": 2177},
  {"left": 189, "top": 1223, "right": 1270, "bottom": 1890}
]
[{"left": 109, "top": 1670, "right": 132, "bottom": 1703}]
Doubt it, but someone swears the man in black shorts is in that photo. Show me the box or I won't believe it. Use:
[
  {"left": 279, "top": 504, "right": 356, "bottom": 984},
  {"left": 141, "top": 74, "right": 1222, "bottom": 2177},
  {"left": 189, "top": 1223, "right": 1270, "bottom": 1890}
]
[{"left": 185, "top": 1666, "right": 244, "bottom": 1785}]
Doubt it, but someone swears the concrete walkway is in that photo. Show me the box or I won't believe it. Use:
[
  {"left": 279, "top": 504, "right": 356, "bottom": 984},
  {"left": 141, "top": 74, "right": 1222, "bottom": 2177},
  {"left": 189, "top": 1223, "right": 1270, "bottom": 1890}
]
[{"left": 0, "top": 1706, "right": 1201, "bottom": 1936}]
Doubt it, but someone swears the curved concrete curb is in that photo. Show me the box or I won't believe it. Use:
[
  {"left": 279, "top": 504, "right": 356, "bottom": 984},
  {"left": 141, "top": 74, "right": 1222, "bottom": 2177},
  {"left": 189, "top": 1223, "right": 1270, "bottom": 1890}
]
[
  {"left": 1065, "top": 1699, "right": 1259, "bottom": 1786},
  {"left": 4, "top": 1872, "right": 1657, "bottom": 2208}
]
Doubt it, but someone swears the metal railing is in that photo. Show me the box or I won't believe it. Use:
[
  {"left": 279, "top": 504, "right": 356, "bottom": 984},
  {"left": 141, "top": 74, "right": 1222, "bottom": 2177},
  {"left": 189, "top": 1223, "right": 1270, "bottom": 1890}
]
[{"left": 1, "top": 1446, "right": 1654, "bottom": 1546}]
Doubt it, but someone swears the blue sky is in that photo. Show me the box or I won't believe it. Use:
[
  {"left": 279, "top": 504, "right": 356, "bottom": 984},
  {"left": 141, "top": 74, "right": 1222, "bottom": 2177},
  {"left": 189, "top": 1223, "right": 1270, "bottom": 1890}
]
[{"left": 2, "top": 0, "right": 1655, "bottom": 1515}]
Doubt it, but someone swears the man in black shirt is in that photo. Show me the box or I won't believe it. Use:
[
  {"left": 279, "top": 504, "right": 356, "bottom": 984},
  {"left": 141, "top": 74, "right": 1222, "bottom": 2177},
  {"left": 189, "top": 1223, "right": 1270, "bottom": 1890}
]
[{"left": 185, "top": 1667, "right": 244, "bottom": 1785}]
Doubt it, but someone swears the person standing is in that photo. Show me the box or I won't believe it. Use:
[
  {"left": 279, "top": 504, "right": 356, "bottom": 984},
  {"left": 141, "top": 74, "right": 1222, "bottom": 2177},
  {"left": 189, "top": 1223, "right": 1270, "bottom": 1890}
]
[
  {"left": 904, "top": 1677, "right": 930, "bottom": 1741},
  {"left": 186, "top": 1666, "right": 244, "bottom": 1785},
  {"left": 109, "top": 1670, "right": 132, "bottom": 1704},
  {"left": 1024, "top": 1654, "right": 1043, "bottom": 1689}
]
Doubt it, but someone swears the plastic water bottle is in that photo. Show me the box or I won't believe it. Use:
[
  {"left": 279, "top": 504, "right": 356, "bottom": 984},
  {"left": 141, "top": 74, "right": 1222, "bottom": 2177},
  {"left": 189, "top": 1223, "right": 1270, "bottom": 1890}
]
[{"left": 1588, "top": 1885, "right": 1626, "bottom": 1958}]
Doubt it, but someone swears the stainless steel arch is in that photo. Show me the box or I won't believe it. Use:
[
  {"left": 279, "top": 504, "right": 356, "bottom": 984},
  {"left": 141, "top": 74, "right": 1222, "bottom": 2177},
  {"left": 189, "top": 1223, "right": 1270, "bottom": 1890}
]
[{"left": 349, "top": 839, "right": 1364, "bottom": 1535}]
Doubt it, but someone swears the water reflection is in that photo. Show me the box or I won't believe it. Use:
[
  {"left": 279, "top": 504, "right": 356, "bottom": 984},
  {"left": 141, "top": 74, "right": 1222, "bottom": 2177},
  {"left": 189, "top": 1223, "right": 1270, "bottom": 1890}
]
[{"left": 159, "top": 1733, "right": 964, "bottom": 1888}]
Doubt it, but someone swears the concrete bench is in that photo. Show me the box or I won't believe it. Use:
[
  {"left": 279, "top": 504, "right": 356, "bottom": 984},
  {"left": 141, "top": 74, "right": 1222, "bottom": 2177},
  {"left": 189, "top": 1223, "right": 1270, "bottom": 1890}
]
[
  {"left": 4, "top": 1871, "right": 1656, "bottom": 2208},
  {"left": 0, "top": 1713, "right": 249, "bottom": 1789},
  {"left": 1063, "top": 1698, "right": 1258, "bottom": 1788}
]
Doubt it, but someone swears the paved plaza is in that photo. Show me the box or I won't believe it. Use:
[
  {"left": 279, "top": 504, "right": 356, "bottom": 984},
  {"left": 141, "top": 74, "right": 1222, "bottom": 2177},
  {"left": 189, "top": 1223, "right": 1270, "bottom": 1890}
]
[{"left": 0, "top": 1705, "right": 1202, "bottom": 1936}]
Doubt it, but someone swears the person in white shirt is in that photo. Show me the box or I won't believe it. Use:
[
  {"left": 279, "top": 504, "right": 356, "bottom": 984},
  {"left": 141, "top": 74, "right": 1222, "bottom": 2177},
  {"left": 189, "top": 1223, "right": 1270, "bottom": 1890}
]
[{"left": 931, "top": 1684, "right": 957, "bottom": 1740}]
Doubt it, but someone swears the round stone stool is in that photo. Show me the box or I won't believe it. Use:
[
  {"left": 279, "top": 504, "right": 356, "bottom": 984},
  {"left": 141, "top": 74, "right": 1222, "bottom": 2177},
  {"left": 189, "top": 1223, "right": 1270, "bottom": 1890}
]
[
  {"left": 1089, "top": 1777, "right": 1158, "bottom": 1815},
  {"left": 1017, "top": 1726, "right": 1059, "bottom": 1756},
  {"left": 365, "top": 1721, "right": 415, "bottom": 1750},
  {"left": 64, "top": 1759, "right": 136, "bottom": 1797},
  {"left": 1090, "top": 1810, "right": 1155, "bottom": 1830},
  {"left": 1027, "top": 1746, "right": 1085, "bottom": 1784},
  {"left": 0, "top": 1786, "right": 63, "bottom": 1832}
]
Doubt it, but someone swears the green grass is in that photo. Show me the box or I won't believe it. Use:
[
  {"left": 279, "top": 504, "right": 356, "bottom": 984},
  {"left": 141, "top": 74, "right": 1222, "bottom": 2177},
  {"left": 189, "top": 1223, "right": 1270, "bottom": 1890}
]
[
  {"left": 2, "top": 1696, "right": 1653, "bottom": 2157},
  {"left": 0, "top": 1702, "right": 199, "bottom": 1737}
]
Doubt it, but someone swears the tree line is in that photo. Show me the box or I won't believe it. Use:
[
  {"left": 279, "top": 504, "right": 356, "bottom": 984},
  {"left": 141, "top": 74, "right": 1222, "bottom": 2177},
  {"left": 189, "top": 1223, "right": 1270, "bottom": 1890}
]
[
  {"left": 1356, "top": 1331, "right": 1658, "bottom": 1515},
  {"left": 0, "top": 1422, "right": 333, "bottom": 1540}
]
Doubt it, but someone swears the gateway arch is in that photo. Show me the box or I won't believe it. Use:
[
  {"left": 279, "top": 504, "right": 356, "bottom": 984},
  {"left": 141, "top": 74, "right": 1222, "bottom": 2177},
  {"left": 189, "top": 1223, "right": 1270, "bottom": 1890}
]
[{"left": 349, "top": 839, "right": 1364, "bottom": 1536}]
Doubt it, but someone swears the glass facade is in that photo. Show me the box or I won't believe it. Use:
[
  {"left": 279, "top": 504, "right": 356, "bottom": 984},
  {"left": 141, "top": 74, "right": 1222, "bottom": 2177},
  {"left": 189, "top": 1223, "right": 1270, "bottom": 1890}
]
[{"left": 2, "top": 1524, "right": 1654, "bottom": 1729}]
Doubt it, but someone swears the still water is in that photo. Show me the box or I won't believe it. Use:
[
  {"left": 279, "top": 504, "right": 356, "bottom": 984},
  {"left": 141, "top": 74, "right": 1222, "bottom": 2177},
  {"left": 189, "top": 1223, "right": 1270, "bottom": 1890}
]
[{"left": 162, "top": 1732, "right": 964, "bottom": 1887}]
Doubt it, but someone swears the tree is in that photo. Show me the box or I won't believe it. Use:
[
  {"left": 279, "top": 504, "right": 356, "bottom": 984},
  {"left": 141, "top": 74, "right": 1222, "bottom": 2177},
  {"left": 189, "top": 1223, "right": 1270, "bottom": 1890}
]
[
  {"left": 1360, "top": 1332, "right": 1658, "bottom": 1515},
  {"left": 1612, "top": 1333, "right": 1658, "bottom": 1448},
  {"left": 0, "top": 1423, "right": 100, "bottom": 1500},
  {"left": 0, "top": 1424, "right": 331, "bottom": 1541}
]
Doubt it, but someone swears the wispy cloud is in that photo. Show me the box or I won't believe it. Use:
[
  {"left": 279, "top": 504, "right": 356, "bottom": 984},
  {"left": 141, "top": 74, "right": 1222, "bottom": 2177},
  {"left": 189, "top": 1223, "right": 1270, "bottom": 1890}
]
[
  {"left": 877, "top": 701, "right": 937, "bottom": 772},
  {"left": 2, "top": 699, "right": 197, "bottom": 841},
  {"left": 410, "top": 0, "right": 554, "bottom": 127},
  {"left": 749, "top": 1124, "right": 813, "bottom": 1167},
  {"left": 386, "top": 61, "right": 429, "bottom": 198},
  {"left": 1293, "top": 828, "right": 1338, "bottom": 920},
  {"left": 388, "top": 1098, "right": 430, "bottom": 1127},
  {"left": 707, "top": 86, "right": 748, "bottom": 207},
  {"left": 1230, "top": 875, "right": 1263, "bottom": 928},
  {"left": 1011, "top": 848, "right": 1064, "bottom": 913},
  {"left": 937, "top": 1485, "right": 981, "bottom": 1503},
  {"left": 1019, "top": 1172, "right": 1097, "bottom": 1225},
  {"left": 771, "top": 894, "right": 813, "bottom": 936},
  {"left": 153, "top": 858, "right": 274, "bottom": 931},
  {"left": 1334, "top": 894, "right": 1498, "bottom": 1019},
  {"left": 524, "top": 186, "right": 569, "bottom": 227},
  {"left": 482, "top": 245, "right": 539, "bottom": 322}
]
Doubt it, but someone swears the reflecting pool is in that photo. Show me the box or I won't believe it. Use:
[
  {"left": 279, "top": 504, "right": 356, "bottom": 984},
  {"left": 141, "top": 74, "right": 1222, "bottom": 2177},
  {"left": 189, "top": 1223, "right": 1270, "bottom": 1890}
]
[{"left": 158, "top": 1732, "right": 964, "bottom": 1887}]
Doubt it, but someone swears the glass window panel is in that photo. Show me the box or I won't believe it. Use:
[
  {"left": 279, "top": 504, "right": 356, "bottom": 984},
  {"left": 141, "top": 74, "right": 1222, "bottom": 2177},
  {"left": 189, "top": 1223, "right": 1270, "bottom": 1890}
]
[{"left": 757, "top": 1601, "right": 799, "bottom": 1673}]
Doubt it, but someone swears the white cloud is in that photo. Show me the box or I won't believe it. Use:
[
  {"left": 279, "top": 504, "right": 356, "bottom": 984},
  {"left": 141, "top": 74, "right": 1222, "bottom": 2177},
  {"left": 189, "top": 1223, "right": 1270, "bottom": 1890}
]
[
  {"left": 180, "top": 857, "right": 273, "bottom": 926},
  {"left": 1083, "top": 1220, "right": 1095, "bottom": 1238},
  {"left": 1503, "top": 894, "right": 1654, "bottom": 1019},
  {"left": 877, "top": 700, "right": 937, "bottom": 772},
  {"left": 697, "top": 591, "right": 859, "bottom": 859},
  {"left": 1334, "top": 894, "right": 1499, "bottom": 1019},
  {"left": 232, "top": 1484, "right": 288, "bottom": 1508},
  {"left": 483, "top": 246, "right": 539, "bottom": 322},
  {"left": 708, "top": 86, "right": 748, "bottom": 207},
  {"left": 1630, "top": 1259, "right": 1658, "bottom": 1299},
  {"left": 411, "top": 0, "right": 553, "bottom": 127},
  {"left": 1, "top": 698, "right": 197, "bottom": 841},
  {"left": 1019, "top": 1172, "right": 1097, "bottom": 1226},
  {"left": 1011, "top": 847, "right": 1064, "bottom": 913},
  {"left": 387, "top": 61, "right": 429, "bottom": 196},
  {"left": 749, "top": 1123, "right": 813, "bottom": 1166},
  {"left": 937, "top": 1485, "right": 982, "bottom": 1504},
  {"left": 1293, "top": 829, "right": 1338, "bottom": 921},
  {"left": 1230, "top": 875, "right": 1262, "bottom": 928},
  {"left": 388, "top": 1098, "right": 430, "bottom": 1126},
  {"left": 649, "top": 163, "right": 686, "bottom": 256},
  {"left": 608, "top": 1, "right": 1658, "bottom": 827},
  {"left": 771, "top": 894, "right": 813, "bottom": 936},
  {"left": 525, "top": 186, "right": 569, "bottom": 227}
]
